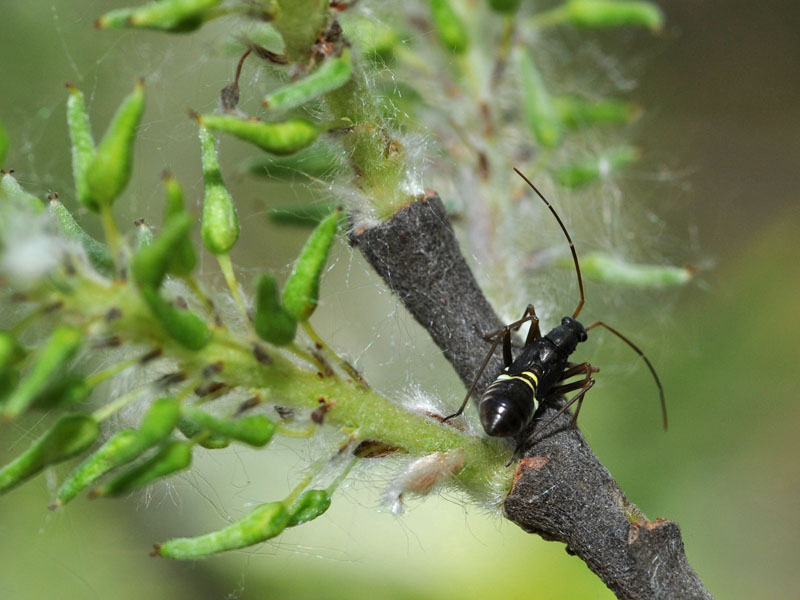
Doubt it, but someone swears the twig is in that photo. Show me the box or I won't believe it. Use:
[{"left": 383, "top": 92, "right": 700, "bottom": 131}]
[{"left": 351, "top": 193, "right": 712, "bottom": 600}]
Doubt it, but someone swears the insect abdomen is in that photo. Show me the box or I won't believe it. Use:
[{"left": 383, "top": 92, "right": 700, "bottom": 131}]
[{"left": 478, "top": 371, "right": 539, "bottom": 437}]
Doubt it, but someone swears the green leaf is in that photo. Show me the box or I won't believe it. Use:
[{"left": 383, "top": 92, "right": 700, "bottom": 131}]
[
  {"left": 85, "top": 79, "right": 145, "bottom": 211},
  {"left": 554, "top": 96, "right": 640, "bottom": 129},
  {"left": 132, "top": 212, "right": 194, "bottom": 289},
  {"left": 137, "top": 397, "right": 182, "bottom": 446},
  {"left": 52, "top": 430, "right": 140, "bottom": 507},
  {"left": 2, "top": 326, "right": 83, "bottom": 421},
  {"left": 564, "top": 0, "right": 663, "bottom": 31},
  {"left": 195, "top": 113, "right": 319, "bottom": 156},
  {"left": 92, "top": 440, "right": 192, "bottom": 497},
  {"left": 181, "top": 405, "right": 276, "bottom": 447},
  {"left": 48, "top": 198, "right": 115, "bottom": 277},
  {"left": 177, "top": 418, "right": 230, "bottom": 449},
  {"left": 161, "top": 172, "right": 198, "bottom": 277},
  {"left": 65, "top": 84, "right": 96, "bottom": 212},
  {"left": 156, "top": 501, "right": 290, "bottom": 559},
  {"left": 253, "top": 274, "right": 298, "bottom": 345},
  {"left": 428, "top": 0, "right": 469, "bottom": 54},
  {"left": 141, "top": 287, "right": 212, "bottom": 350},
  {"left": 0, "top": 413, "right": 99, "bottom": 494},
  {"left": 517, "top": 49, "right": 562, "bottom": 149},
  {"left": 553, "top": 145, "right": 639, "bottom": 188},
  {"left": 282, "top": 208, "right": 341, "bottom": 321},
  {"left": 0, "top": 170, "right": 44, "bottom": 213},
  {"left": 95, "top": 0, "right": 225, "bottom": 33},
  {"left": 287, "top": 489, "right": 331, "bottom": 527},
  {"left": 198, "top": 126, "right": 239, "bottom": 255},
  {"left": 570, "top": 252, "right": 694, "bottom": 287},
  {"left": 264, "top": 48, "right": 353, "bottom": 111}
]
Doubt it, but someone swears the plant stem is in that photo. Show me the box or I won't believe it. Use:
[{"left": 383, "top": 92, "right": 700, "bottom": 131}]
[{"left": 216, "top": 253, "right": 247, "bottom": 319}]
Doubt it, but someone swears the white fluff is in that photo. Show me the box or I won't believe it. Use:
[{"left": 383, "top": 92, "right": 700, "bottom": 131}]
[
  {"left": 1, "top": 213, "right": 68, "bottom": 288},
  {"left": 383, "top": 448, "right": 465, "bottom": 515}
]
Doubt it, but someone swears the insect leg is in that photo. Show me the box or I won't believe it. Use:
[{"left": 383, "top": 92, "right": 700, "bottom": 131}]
[
  {"left": 442, "top": 331, "right": 506, "bottom": 422},
  {"left": 522, "top": 304, "right": 542, "bottom": 344},
  {"left": 483, "top": 304, "right": 540, "bottom": 365},
  {"left": 483, "top": 304, "right": 540, "bottom": 341},
  {"left": 557, "top": 361, "right": 600, "bottom": 382},
  {"left": 446, "top": 305, "right": 540, "bottom": 424},
  {"left": 525, "top": 364, "right": 596, "bottom": 444},
  {"left": 501, "top": 326, "right": 513, "bottom": 368}
]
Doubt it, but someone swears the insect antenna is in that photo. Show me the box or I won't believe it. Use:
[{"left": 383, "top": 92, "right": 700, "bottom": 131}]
[
  {"left": 513, "top": 168, "right": 585, "bottom": 319},
  {"left": 586, "top": 320, "right": 668, "bottom": 430}
]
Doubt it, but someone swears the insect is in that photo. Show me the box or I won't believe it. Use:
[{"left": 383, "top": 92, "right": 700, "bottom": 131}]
[{"left": 444, "top": 168, "right": 667, "bottom": 446}]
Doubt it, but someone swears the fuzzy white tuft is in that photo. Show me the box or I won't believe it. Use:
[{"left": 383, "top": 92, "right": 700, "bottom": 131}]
[
  {"left": 383, "top": 447, "right": 465, "bottom": 515},
  {"left": 0, "top": 212, "right": 69, "bottom": 288}
]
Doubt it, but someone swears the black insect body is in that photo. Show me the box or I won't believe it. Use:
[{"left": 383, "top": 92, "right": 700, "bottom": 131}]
[
  {"left": 480, "top": 316, "right": 590, "bottom": 438},
  {"left": 444, "top": 169, "right": 666, "bottom": 447}
]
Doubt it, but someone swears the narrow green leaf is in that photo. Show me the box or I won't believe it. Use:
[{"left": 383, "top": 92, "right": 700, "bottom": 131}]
[
  {"left": 253, "top": 274, "right": 297, "bottom": 345},
  {"left": 95, "top": 0, "right": 224, "bottom": 33},
  {"left": 156, "top": 501, "right": 290, "bottom": 559},
  {"left": 93, "top": 440, "right": 192, "bottom": 497},
  {"left": 30, "top": 375, "right": 93, "bottom": 411},
  {"left": 287, "top": 489, "right": 331, "bottom": 527},
  {"left": 282, "top": 208, "right": 341, "bottom": 321},
  {"left": 195, "top": 113, "right": 319, "bottom": 157},
  {"left": 0, "top": 171, "right": 44, "bottom": 213},
  {"left": 177, "top": 418, "right": 230, "bottom": 449},
  {"left": 132, "top": 212, "right": 193, "bottom": 289},
  {"left": 428, "top": 0, "right": 469, "bottom": 54},
  {"left": 0, "top": 331, "right": 25, "bottom": 372},
  {"left": 2, "top": 326, "right": 83, "bottom": 421},
  {"left": 198, "top": 126, "right": 239, "bottom": 255},
  {"left": 85, "top": 79, "right": 145, "bottom": 211},
  {"left": 141, "top": 288, "right": 211, "bottom": 350},
  {"left": 0, "top": 413, "right": 99, "bottom": 494},
  {"left": 263, "top": 48, "right": 353, "bottom": 111},
  {"left": 137, "top": 397, "right": 182, "bottom": 446},
  {"left": 181, "top": 405, "right": 276, "bottom": 447},
  {"left": 53, "top": 397, "right": 182, "bottom": 506},
  {"left": 553, "top": 145, "right": 639, "bottom": 188},
  {"left": 161, "top": 172, "right": 197, "bottom": 277},
  {"left": 564, "top": 0, "right": 663, "bottom": 31},
  {"left": 554, "top": 96, "right": 640, "bottom": 129},
  {"left": 571, "top": 252, "right": 694, "bottom": 287},
  {"left": 65, "top": 84, "right": 96, "bottom": 211},
  {"left": 517, "top": 49, "right": 562, "bottom": 149},
  {"left": 53, "top": 430, "right": 140, "bottom": 507},
  {"left": 48, "top": 198, "right": 115, "bottom": 277}
]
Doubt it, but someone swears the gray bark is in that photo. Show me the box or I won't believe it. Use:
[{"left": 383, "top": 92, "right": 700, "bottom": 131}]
[{"left": 351, "top": 193, "right": 712, "bottom": 600}]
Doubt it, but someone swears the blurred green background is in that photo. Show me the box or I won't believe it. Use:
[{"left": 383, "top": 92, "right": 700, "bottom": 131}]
[{"left": 1, "top": 1, "right": 799, "bottom": 598}]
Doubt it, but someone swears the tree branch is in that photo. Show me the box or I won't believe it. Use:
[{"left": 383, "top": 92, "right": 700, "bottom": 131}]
[{"left": 351, "top": 194, "right": 713, "bottom": 600}]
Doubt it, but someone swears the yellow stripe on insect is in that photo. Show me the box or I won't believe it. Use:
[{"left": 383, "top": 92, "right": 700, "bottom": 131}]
[{"left": 496, "top": 372, "right": 539, "bottom": 393}]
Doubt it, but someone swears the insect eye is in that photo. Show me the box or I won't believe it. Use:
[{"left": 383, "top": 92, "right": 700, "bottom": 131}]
[{"left": 561, "top": 316, "right": 573, "bottom": 326}]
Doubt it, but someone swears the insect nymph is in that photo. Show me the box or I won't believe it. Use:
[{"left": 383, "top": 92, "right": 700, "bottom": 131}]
[{"left": 444, "top": 169, "right": 667, "bottom": 445}]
